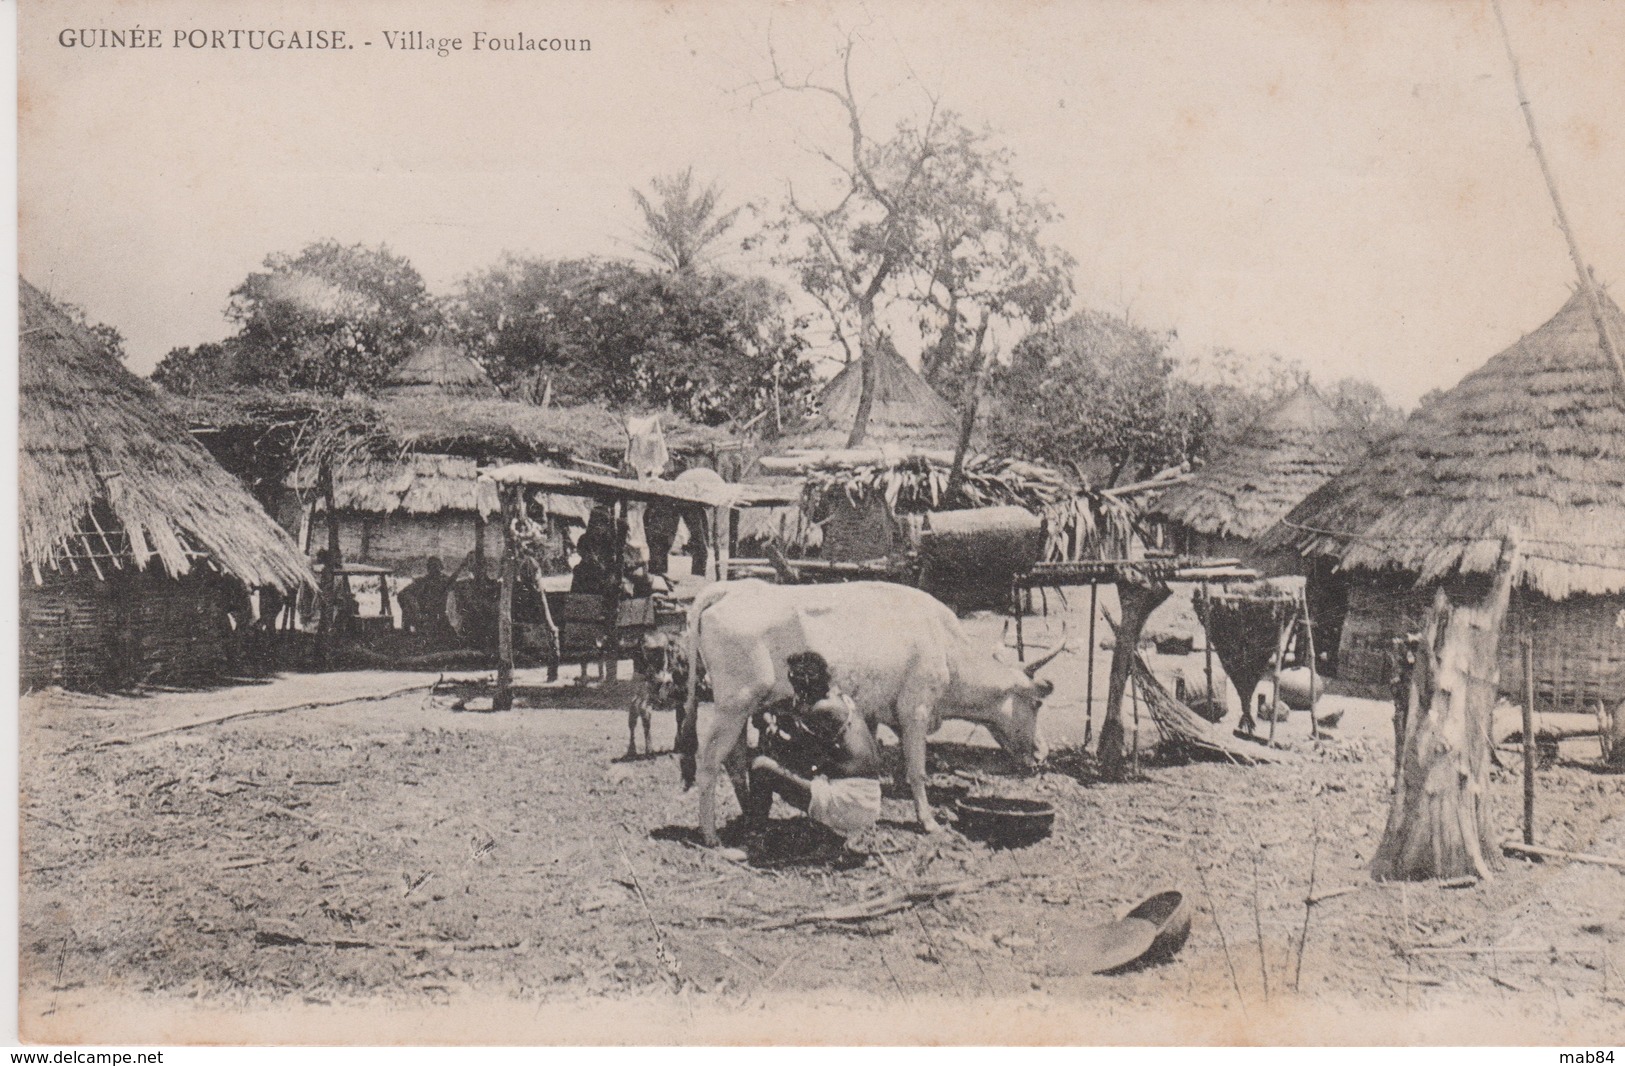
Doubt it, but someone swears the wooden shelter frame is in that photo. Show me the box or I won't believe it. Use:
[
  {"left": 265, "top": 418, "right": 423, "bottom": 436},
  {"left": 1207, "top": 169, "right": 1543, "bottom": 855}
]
[{"left": 479, "top": 464, "right": 799, "bottom": 709}]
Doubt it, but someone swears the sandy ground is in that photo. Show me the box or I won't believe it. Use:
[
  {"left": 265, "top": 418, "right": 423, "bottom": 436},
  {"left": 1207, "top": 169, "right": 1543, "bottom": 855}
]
[{"left": 17, "top": 588, "right": 1625, "bottom": 1045}]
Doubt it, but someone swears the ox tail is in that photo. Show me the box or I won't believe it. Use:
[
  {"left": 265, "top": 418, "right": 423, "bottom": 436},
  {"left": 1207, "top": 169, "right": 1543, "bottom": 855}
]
[{"left": 677, "top": 581, "right": 731, "bottom": 788}]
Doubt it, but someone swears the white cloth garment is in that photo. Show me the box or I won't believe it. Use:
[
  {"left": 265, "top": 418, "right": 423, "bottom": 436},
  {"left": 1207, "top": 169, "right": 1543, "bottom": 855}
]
[{"left": 808, "top": 775, "right": 882, "bottom": 837}]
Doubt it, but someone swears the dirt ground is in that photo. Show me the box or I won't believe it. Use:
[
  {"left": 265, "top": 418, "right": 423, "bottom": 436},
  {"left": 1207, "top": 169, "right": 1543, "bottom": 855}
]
[{"left": 17, "top": 596, "right": 1625, "bottom": 1045}]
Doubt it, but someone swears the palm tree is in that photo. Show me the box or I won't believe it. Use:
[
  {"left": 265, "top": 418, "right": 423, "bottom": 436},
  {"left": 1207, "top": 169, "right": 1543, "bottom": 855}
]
[{"left": 630, "top": 168, "right": 742, "bottom": 273}]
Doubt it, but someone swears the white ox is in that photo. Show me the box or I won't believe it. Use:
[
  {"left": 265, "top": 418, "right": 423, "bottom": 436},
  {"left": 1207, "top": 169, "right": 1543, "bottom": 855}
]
[{"left": 680, "top": 579, "right": 1062, "bottom": 845}]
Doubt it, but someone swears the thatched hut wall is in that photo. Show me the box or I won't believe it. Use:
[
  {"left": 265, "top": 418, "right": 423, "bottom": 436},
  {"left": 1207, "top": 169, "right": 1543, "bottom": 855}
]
[
  {"left": 1336, "top": 573, "right": 1623, "bottom": 710},
  {"left": 22, "top": 570, "right": 235, "bottom": 689}
]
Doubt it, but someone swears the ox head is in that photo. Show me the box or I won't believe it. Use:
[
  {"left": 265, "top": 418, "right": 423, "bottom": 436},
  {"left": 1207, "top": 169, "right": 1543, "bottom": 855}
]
[{"left": 991, "top": 631, "right": 1066, "bottom": 768}]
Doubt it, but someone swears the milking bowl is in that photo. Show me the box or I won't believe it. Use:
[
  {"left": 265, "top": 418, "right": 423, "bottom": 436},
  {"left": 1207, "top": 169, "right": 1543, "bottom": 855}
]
[{"left": 954, "top": 795, "right": 1055, "bottom": 847}]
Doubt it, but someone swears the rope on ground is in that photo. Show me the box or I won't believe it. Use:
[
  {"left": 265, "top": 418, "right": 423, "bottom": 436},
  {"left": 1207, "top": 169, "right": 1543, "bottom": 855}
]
[{"left": 76, "top": 682, "right": 441, "bottom": 752}]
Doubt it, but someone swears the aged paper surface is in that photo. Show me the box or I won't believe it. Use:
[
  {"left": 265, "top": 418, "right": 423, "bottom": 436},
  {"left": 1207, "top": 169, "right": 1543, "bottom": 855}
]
[{"left": 16, "top": 0, "right": 1625, "bottom": 1047}]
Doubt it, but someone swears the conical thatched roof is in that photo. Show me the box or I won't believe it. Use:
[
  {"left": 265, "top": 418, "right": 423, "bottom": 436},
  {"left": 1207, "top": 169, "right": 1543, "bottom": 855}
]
[
  {"left": 19, "top": 278, "right": 312, "bottom": 590},
  {"left": 1261, "top": 290, "right": 1625, "bottom": 599},
  {"left": 1151, "top": 383, "right": 1367, "bottom": 541},
  {"left": 776, "top": 339, "right": 964, "bottom": 452},
  {"left": 382, "top": 340, "right": 496, "bottom": 399}
]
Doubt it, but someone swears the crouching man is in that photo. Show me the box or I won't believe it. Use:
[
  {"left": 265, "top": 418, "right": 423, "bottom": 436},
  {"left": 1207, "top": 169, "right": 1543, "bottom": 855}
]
[{"left": 747, "top": 651, "right": 883, "bottom": 839}]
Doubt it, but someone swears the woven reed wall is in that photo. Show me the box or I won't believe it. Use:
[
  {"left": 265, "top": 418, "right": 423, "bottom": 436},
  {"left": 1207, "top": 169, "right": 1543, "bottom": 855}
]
[
  {"left": 21, "top": 571, "right": 232, "bottom": 689},
  {"left": 1337, "top": 578, "right": 1625, "bottom": 708},
  {"left": 124, "top": 575, "right": 231, "bottom": 683},
  {"left": 820, "top": 496, "right": 904, "bottom": 562},
  {"left": 21, "top": 577, "right": 117, "bottom": 688}
]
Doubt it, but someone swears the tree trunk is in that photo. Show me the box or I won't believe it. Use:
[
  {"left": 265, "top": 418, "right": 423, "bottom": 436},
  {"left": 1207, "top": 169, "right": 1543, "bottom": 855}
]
[
  {"left": 847, "top": 300, "right": 880, "bottom": 448},
  {"left": 1099, "top": 577, "right": 1171, "bottom": 779},
  {"left": 1371, "top": 555, "right": 1515, "bottom": 882},
  {"left": 944, "top": 319, "right": 992, "bottom": 502}
]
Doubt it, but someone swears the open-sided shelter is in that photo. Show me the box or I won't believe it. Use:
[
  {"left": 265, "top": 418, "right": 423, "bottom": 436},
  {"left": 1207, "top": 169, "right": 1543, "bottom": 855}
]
[
  {"left": 1261, "top": 290, "right": 1625, "bottom": 710},
  {"left": 19, "top": 278, "right": 312, "bottom": 688}
]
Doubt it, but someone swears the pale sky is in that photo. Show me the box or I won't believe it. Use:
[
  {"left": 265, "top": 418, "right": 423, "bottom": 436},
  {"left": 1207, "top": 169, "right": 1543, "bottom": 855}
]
[{"left": 18, "top": 0, "right": 1625, "bottom": 405}]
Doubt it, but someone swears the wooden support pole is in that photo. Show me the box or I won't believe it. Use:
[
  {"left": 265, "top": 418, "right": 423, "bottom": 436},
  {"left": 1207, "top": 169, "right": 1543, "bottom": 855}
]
[
  {"left": 1201, "top": 581, "right": 1215, "bottom": 713},
  {"left": 1267, "top": 605, "right": 1297, "bottom": 748},
  {"left": 1014, "top": 583, "right": 1026, "bottom": 662},
  {"left": 316, "top": 460, "right": 342, "bottom": 667},
  {"left": 1100, "top": 577, "right": 1172, "bottom": 779},
  {"left": 1492, "top": 0, "right": 1625, "bottom": 399},
  {"left": 1524, "top": 632, "right": 1537, "bottom": 846},
  {"left": 1303, "top": 593, "right": 1321, "bottom": 741},
  {"left": 473, "top": 512, "right": 487, "bottom": 580},
  {"left": 606, "top": 498, "right": 628, "bottom": 682},
  {"left": 494, "top": 484, "right": 517, "bottom": 712},
  {"left": 1086, "top": 581, "right": 1099, "bottom": 745}
]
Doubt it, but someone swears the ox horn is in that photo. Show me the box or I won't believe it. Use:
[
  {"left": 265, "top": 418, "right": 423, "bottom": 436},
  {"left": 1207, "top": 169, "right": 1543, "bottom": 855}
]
[{"left": 1022, "top": 623, "right": 1068, "bottom": 678}]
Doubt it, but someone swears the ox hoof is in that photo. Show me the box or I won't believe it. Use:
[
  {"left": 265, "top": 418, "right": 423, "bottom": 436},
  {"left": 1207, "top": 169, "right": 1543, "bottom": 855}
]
[{"left": 921, "top": 816, "right": 945, "bottom": 835}]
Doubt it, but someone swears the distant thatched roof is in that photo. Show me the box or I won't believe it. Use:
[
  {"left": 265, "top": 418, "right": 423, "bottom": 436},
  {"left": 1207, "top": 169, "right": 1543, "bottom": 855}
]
[
  {"left": 775, "top": 339, "right": 966, "bottom": 452},
  {"left": 374, "top": 395, "right": 732, "bottom": 463},
  {"left": 381, "top": 340, "right": 497, "bottom": 399},
  {"left": 289, "top": 453, "right": 500, "bottom": 517},
  {"left": 1150, "top": 383, "right": 1367, "bottom": 541},
  {"left": 176, "top": 389, "right": 735, "bottom": 481},
  {"left": 18, "top": 278, "right": 312, "bottom": 590},
  {"left": 1260, "top": 290, "right": 1625, "bottom": 599}
]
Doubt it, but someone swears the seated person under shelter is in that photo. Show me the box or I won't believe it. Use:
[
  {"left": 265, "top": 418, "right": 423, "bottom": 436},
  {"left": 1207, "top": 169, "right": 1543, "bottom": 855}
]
[
  {"left": 747, "top": 651, "right": 883, "bottom": 839},
  {"left": 398, "top": 558, "right": 454, "bottom": 644}
]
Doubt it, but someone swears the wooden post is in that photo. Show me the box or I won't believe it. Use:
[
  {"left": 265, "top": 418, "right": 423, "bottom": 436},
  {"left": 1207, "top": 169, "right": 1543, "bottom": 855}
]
[
  {"left": 1372, "top": 548, "right": 1517, "bottom": 881},
  {"left": 1086, "top": 581, "right": 1099, "bottom": 745},
  {"left": 1100, "top": 575, "right": 1172, "bottom": 779},
  {"left": 1303, "top": 593, "right": 1321, "bottom": 741},
  {"left": 1523, "top": 632, "right": 1537, "bottom": 846},
  {"left": 1201, "top": 581, "right": 1215, "bottom": 714},
  {"left": 494, "top": 484, "right": 517, "bottom": 712},
  {"left": 605, "top": 498, "right": 628, "bottom": 682},
  {"left": 1014, "top": 583, "right": 1026, "bottom": 662},
  {"left": 715, "top": 506, "right": 732, "bottom": 582},
  {"left": 1267, "top": 605, "right": 1297, "bottom": 748},
  {"left": 473, "top": 512, "right": 487, "bottom": 580},
  {"left": 1130, "top": 671, "right": 1142, "bottom": 780},
  {"left": 316, "top": 459, "right": 343, "bottom": 667}
]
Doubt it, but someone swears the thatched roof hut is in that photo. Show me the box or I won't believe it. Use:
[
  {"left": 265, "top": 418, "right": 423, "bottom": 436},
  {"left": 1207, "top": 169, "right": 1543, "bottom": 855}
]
[
  {"left": 1263, "top": 291, "right": 1625, "bottom": 597},
  {"left": 775, "top": 339, "right": 965, "bottom": 453},
  {"left": 1260, "top": 290, "right": 1625, "bottom": 702},
  {"left": 20, "top": 278, "right": 310, "bottom": 590},
  {"left": 1150, "top": 383, "right": 1367, "bottom": 552},
  {"left": 20, "top": 278, "right": 312, "bottom": 687},
  {"left": 381, "top": 340, "right": 498, "bottom": 400}
]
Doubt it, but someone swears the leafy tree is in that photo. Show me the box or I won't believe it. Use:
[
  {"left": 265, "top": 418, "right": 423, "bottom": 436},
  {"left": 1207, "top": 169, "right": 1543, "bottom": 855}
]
[
  {"left": 158, "top": 240, "right": 442, "bottom": 395},
  {"left": 1323, "top": 375, "right": 1406, "bottom": 435},
  {"left": 760, "top": 37, "right": 1072, "bottom": 442},
  {"left": 631, "top": 169, "right": 743, "bottom": 273},
  {"left": 990, "top": 310, "right": 1200, "bottom": 486},
  {"left": 1173, "top": 346, "right": 1308, "bottom": 447},
  {"left": 448, "top": 256, "right": 813, "bottom": 428},
  {"left": 152, "top": 340, "right": 252, "bottom": 395}
]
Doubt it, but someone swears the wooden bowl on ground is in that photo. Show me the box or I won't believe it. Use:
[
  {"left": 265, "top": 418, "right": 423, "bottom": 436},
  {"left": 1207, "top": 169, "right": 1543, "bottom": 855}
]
[{"left": 954, "top": 796, "right": 1055, "bottom": 848}]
